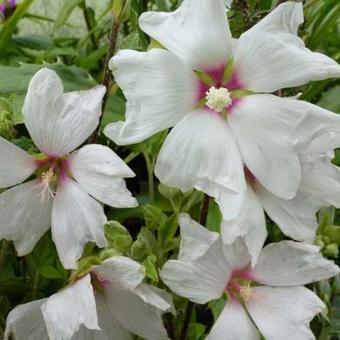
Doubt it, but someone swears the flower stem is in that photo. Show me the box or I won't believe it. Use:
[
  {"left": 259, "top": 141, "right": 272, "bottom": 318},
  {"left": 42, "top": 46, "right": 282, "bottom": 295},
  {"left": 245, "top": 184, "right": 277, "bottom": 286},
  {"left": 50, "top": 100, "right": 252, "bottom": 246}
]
[
  {"left": 180, "top": 194, "right": 210, "bottom": 340},
  {"left": 144, "top": 152, "right": 155, "bottom": 202},
  {"left": 0, "top": 240, "right": 9, "bottom": 270},
  {"left": 88, "top": 18, "right": 120, "bottom": 144}
]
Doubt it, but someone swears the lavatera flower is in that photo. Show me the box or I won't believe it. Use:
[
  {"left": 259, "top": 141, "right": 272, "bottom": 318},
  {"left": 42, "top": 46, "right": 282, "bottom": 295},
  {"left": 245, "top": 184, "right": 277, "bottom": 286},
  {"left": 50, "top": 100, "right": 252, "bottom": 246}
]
[
  {"left": 5, "top": 256, "right": 173, "bottom": 340},
  {"left": 103, "top": 0, "right": 340, "bottom": 221},
  {"left": 0, "top": 68, "right": 138, "bottom": 269},
  {"left": 160, "top": 214, "right": 340, "bottom": 340}
]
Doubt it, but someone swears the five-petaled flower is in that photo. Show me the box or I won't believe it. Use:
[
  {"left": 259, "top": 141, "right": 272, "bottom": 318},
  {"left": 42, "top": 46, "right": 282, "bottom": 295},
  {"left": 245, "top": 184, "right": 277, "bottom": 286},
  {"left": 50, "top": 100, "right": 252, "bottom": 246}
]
[
  {"left": 104, "top": 0, "right": 340, "bottom": 224},
  {"left": 0, "top": 68, "right": 138, "bottom": 269},
  {"left": 5, "top": 256, "right": 173, "bottom": 340},
  {"left": 160, "top": 214, "right": 340, "bottom": 340}
]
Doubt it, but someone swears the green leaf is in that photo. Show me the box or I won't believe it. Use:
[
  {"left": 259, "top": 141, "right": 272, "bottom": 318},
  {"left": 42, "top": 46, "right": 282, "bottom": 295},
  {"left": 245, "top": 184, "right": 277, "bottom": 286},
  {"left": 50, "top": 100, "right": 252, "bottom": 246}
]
[
  {"left": 317, "top": 86, "right": 340, "bottom": 113},
  {"left": 100, "top": 95, "right": 126, "bottom": 130},
  {"left": 54, "top": 0, "right": 84, "bottom": 31},
  {"left": 105, "top": 221, "right": 133, "bottom": 253},
  {"left": 130, "top": 227, "right": 157, "bottom": 260},
  {"left": 143, "top": 204, "right": 167, "bottom": 230},
  {"left": 143, "top": 254, "right": 159, "bottom": 282},
  {"left": 158, "top": 213, "right": 179, "bottom": 252},
  {"left": 0, "top": 0, "right": 35, "bottom": 50}
]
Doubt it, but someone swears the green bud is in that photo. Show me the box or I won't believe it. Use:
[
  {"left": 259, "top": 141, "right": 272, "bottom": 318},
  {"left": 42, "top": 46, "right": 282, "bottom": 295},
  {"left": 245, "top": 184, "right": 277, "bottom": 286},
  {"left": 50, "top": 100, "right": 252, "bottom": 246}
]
[
  {"left": 314, "top": 237, "right": 325, "bottom": 250},
  {"left": 105, "top": 221, "right": 133, "bottom": 252},
  {"left": 112, "top": 0, "right": 131, "bottom": 23},
  {"left": 324, "top": 243, "right": 339, "bottom": 258},
  {"left": 322, "top": 236, "right": 330, "bottom": 244},
  {"left": 0, "top": 107, "right": 15, "bottom": 139}
]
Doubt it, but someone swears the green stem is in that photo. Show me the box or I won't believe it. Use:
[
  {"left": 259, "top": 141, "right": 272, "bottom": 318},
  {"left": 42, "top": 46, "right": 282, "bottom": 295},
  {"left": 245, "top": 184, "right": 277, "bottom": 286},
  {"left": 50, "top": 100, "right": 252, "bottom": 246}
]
[
  {"left": 81, "top": 0, "right": 97, "bottom": 49},
  {"left": 144, "top": 152, "right": 155, "bottom": 202}
]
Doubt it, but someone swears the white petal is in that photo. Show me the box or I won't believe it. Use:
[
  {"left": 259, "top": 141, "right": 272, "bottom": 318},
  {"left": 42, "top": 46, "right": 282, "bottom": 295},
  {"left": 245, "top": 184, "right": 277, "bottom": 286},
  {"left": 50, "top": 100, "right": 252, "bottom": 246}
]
[
  {"left": 246, "top": 286, "right": 325, "bottom": 340},
  {"left": 233, "top": 2, "right": 340, "bottom": 92},
  {"left": 41, "top": 275, "right": 99, "bottom": 340},
  {"left": 207, "top": 301, "right": 260, "bottom": 340},
  {"left": 155, "top": 110, "right": 246, "bottom": 220},
  {"left": 5, "top": 299, "right": 48, "bottom": 340},
  {"left": 69, "top": 144, "right": 138, "bottom": 208},
  {"left": 104, "top": 284, "right": 169, "bottom": 340},
  {"left": 256, "top": 182, "right": 318, "bottom": 242},
  {"left": 160, "top": 238, "right": 232, "bottom": 304},
  {"left": 178, "top": 213, "right": 219, "bottom": 261},
  {"left": 92, "top": 256, "right": 145, "bottom": 290},
  {"left": 221, "top": 184, "right": 267, "bottom": 266},
  {"left": 0, "top": 179, "right": 52, "bottom": 256},
  {"left": 0, "top": 137, "right": 38, "bottom": 188},
  {"left": 228, "top": 94, "right": 301, "bottom": 199},
  {"left": 104, "top": 49, "right": 197, "bottom": 145},
  {"left": 23, "top": 68, "right": 105, "bottom": 156},
  {"left": 51, "top": 177, "right": 107, "bottom": 269},
  {"left": 139, "top": 0, "right": 232, "bottom": 70},
  {"left": 72, "top": 293, "right": 133, "bottom": 340},
  {"left": 222, "top": 238, "right": 251, "bottom": 271},
  {"left": 252, "top": 241, "right": 340, "bottom": 286}
]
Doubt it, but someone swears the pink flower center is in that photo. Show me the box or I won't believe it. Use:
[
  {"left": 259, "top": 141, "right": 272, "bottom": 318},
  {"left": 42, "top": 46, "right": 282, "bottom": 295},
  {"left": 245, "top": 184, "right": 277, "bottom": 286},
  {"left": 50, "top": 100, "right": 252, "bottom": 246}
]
[
  {"left": 34, "top": 157, "right": 70, "bottom": 201},
  {"left": 90, "top": 272, "right": 110, "bottom": 294},
  {"left": 226, "top": 267, "right": 255, "bottom": 303}
]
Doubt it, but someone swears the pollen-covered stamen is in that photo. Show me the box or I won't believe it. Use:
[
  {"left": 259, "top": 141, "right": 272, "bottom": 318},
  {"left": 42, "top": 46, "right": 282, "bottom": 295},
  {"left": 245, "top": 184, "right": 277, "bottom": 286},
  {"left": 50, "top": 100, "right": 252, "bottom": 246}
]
[
  {"left": 239, "top": 283, "right": 252, "bottom": 302},
  {"left": 39, "top": 168, "right": 56, "bottom": 202},
  {"left": 205, "top": 86, "right": 232, "bottom": 113}
]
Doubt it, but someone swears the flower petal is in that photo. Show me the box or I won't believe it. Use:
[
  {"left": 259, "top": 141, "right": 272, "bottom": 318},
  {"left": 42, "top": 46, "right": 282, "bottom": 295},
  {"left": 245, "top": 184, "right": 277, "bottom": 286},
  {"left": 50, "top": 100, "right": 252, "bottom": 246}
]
[
  {"left": 228, "top": 94, "right": 301, "bottom": 199},
  {"left": 139, "top": 0, "right": 233, "bottom": 70},
  {"left": 5, "top": 299, "right": 48, "bottom": 340},
  {"left": 256, "top": 182, "right": 318, "bottom": 242},
  {"left": 93, "top": 256, "right": 145, "bottom": 290},
  {"left": 0, "top": 137, "right": 38, "bottom": 188},
  {"left": 222, "top": 237, "right": 251, "bottom": 271},
  {"left": 221, "top": 184, "right": 267, "bottom": 266},
  {"left": 23, "top": 68, "right": 105, "bottom": 156},
  {"left": 41, "top": 275, "right": 100, "bottom": 339},
  {"left": 233, "top": 2, "right": 340, "bottom": 92},
  {"left": 207, "top": 300, "right": 260, "bottom": 340},
  {"left": 178, "top": 213, "right": 219, "bottom": 261},
  {"left": 160, "top": 238, "right": 232, "bottom": 304},
  {"left": 252, "top": 241, "right": 340, "bottom": 286},
  {"left": 246, "top": 286, "right": 325, "bottom": 340},
  {"left": 0, "top": 179, "right": 52, "bottom": 255},
  {"left": 69, "top": 144, "right": 138, "bottom": 208},
  {"left": 104, "top": 49, "right": 197, "bottom": 145},
  {"left": 51, "top": 177, "right": 107, "bottom": 269},
  {"left": 155, "top": 110, "right": 246, "bottom": 220},
  {"left": 103, "top": 284, "right": 169, "bottom": 340}
]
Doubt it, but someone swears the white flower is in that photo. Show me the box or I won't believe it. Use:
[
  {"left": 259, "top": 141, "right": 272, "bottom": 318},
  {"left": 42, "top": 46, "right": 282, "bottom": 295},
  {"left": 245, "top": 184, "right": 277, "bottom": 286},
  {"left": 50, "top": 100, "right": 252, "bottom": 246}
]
[
  {"left": 5, "top": 256, "right": 172, "bottom": 340},
  {"left": 103, "top": 0, "right": 340, "bottom": 220},
  {"left": 160, "top": 214, "right": 340, "bottom": 340},
  {"left": 222, "top": 108, "right": 340, "bottom": 265},
  {"left": 0, "top": 68, "right": 138, "bottom": 269}
]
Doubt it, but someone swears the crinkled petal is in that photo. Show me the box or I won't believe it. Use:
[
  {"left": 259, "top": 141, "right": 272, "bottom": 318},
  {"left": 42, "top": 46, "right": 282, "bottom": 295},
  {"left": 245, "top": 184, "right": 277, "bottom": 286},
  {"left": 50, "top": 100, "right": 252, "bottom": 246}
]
[
  {"left": 0, "top": 137, "right": 38, "bottom": 188},
  {"left": 156, "top": 110, "right": 246, "bottom": 220},
  {"left": 69, "top": 144, "right": 138, "bottom": 208},
  {"left": 252, "top": 241, "right": 340, "bottom": 286},
  {"left": 178, "top": 213, "right": 219, "bottom": 261},
  {"left": 207, "top": 300, "right": 260, "bottom": 340},
  {"left": 139, "top": 0, "right": 233, "bottom": 70},
  {"left": 92, "top": 256, "right": 145, "bottom": 290},
  {"left": 4, "top": 299, "right": 48, "bottom": 340},
  {"left": 161, "top": 238, "right": 232, "bottom": 304},
  {"left": 221, "top": 184, "right": 267, "bottom": 266},
  {"left": 0, "top": 179, "right": 52, "bottom": 255},
  {"left": 51, "top": 177, "right": 107, "bottom": 269},
  {"left": 104, "top": 283, "right": 169, "bottom": 340},
  {"left": 228, "top": 94, "right": 301, "bottom": 199},
  {"left": 41, "top": 275, "right": 99, "bottom": 340},
  {"left": 104, "top": 49, "right": 197, "bottom": 145},
  {"left": 23, "top": 68, "right": 105, "bottom": 156},
  {"left": 246, "top": 286, "right": 325, "bottom": 340},
  {"left": 234, "top": 2, "right": 340, "bottom": 92}
]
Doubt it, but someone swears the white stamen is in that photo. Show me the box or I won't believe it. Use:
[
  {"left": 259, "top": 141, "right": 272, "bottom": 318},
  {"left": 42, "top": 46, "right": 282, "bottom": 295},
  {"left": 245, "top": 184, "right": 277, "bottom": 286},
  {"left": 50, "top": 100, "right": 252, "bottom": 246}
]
[
  {"left": 38, "top": 168, "right": 56, "bottom": 202},
  {"left": 205, "top": 86, "right": 232, "bottom": 113}
]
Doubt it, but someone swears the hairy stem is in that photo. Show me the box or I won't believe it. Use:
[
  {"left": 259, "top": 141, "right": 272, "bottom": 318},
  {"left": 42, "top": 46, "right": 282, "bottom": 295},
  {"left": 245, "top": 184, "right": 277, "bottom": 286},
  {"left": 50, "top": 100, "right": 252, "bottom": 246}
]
[
  {"left": 180, "top": 194, "right": 210, "bottom": 340},
  {"left": 88, "top": 18, "right": 120, "bottom": 144}
]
